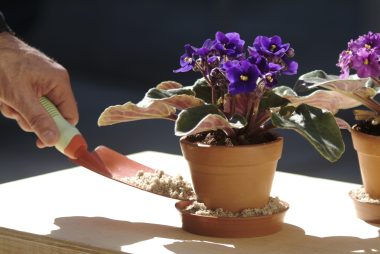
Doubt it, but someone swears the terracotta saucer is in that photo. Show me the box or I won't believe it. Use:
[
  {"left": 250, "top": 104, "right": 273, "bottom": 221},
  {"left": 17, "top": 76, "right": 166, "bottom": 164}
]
[
  {"left": 349, "top": 190, "right": 380, "bottom": 224},
  {"left": 175, "top": 200, "right": 289, "bottom": 238}
]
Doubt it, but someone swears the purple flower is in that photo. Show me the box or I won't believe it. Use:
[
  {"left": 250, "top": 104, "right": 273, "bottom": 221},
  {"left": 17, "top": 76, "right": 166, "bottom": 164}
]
[
  {"left": 174, "top": 32, "right": 298, "bottom": 95},
  {"left": 252, "top": 57, "right": 269, "bottom": 73},
  {"left": 250, "top": 35, "right": 290, "bottom": 58},
  {"left": 250, "top": 57, "right": 282, "bottom": 87},
  {"left": 282, "top": 59, "right": 298, "bottom": 75},
  {"left": 348, "top": 31, "right": 380, "bottom": 54},
  {"left": 222, "top": 59, "right": 240, "bottom": 70},
  {"left": 351, "top": 48, "right": 380, "bottom": 78},
  {"left": 196, "top": 39, "right": 214, "bottom": 59},
  {"left": 337, "top": 32, "right": 380, "bottom": 78},
  {"left": 212, "top": 31, "right": 245, "bottom": 58},
  {"left": 337, "top": 50, "right": 353, "bottom": 78},
  {"left": 262, "top": 62, "right": 282, "bottom": 87},
  {"left": 247, "top": 35, "right": 297, "bottom": 78},
  {"left": 224, "top": 60, "right": 260, "bottom": 95},
  {"left": 174, "top": 44, "right": 197, "bottom": 73},
  {"left": 249, "top": 50, "right": 297, "bottom": 77},
  {"left": 200, "top": 39, "right": 221, "bottom": 67}
]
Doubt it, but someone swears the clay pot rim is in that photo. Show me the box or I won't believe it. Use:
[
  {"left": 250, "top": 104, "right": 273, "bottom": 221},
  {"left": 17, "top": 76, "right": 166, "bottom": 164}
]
[
  {"left": 349, "top": 191, "right": 380, "bottom": 205},
  {"left": 179, "top": 135, "right": 284, "bottom": 150},
  {"left": 349, "top": 190, "right": 380, "bottom": 224},
  {"left": 351, "top": 124, "right": 380, "bottom": 140},
  {"left": 175, "top": 200, "right": 290, "bottom": 221}
]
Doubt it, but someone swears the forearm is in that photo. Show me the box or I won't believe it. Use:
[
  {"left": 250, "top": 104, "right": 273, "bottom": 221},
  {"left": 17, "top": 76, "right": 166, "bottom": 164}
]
[{"left": 0, "top": 10, "right": 78, "bottom": 147}]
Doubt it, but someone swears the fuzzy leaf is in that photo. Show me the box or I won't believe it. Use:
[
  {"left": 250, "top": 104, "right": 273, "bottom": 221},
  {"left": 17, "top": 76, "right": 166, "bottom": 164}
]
[
  {"left": 146, "top": 87, "right": 194, "bottom": 98},
  {"left": 294, "top": 70, "right": 338, "bottom": 92},
  {"left": 269, "top": 86, "right": 353, "bottom": 115},
  {"left": 191, "top": 77, "right": 223, "bottom": 103},
  {"left": 295, "top": 70, "right": 380, "bottom": 113},
  {"left": 271, "top": 104, "right": 344, "bottom": 162},
  {"left": 191, "top": 78, "right": 213, "bottom": 103},
  {"left": 98, "top": 100, "right": 176, "bottom": 126},
  {"left": 278, "top": 105, "right": 296, "bottom": 117},
  {"left": 286, "top": 90, "right": 360, "bottom": 114},
  {"left": 260, "top": 89, "right": 290, "bottom": 110},
  {"left": 146, "top": 87, "right": 204, "bottom": 110},
  {"left": 295, "top": 70, "right": 371, "bottom": 93},
  {"left": 229, "top": 114, "right": 248, "bottom": 129},
  {"left": 335, "top": 117, "right": 351, "bottom": 130},
  {"left": 175, "top": 105, "right": 234, "bottom": 136},
  {"left": 152, "top": 94, "right": 204, "bottom": 110},
  {"left": 156, "top": 80, "right": 183, "bottom": 90},
  {"left": 273, "top": 86, "right": 298, "bottom": 97},
  {"left": 317, "top": 80, "right": 378, "bottom": 96}
]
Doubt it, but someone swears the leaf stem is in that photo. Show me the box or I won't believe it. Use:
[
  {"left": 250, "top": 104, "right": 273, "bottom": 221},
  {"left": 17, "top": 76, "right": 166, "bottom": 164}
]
[
  {"left": 166, "top": 114, "right": 178, "bottom": 121},
  {"left": 246, "top": 83, "right": 265, "bottom": 133},
  {"left": 231, "top": 95, "right": 236, "bottom": 116}
]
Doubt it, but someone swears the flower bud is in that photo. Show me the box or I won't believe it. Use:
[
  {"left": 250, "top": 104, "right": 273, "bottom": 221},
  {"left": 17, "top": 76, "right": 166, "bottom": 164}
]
[{"left": 286, "top": 48, "right": 295, "bottom": 58}]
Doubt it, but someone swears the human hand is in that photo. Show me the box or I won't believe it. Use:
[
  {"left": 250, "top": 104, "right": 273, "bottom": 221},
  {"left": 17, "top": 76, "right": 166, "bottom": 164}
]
[{"left": 0, "top": 32, "right": 79, "bottom": 148}]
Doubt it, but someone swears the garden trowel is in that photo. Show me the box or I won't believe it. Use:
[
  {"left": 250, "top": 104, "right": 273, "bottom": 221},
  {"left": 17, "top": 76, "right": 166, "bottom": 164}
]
[{"left": 40, "top": 97, "right": 190, "bottom": 200}]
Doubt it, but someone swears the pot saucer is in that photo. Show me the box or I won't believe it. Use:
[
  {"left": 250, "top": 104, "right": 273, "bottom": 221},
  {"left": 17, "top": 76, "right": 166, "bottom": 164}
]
[
  {"left": 349, "top": 189, "right": 380, "bottom": 224},
  {"left": 175, "top": 200, "right": 289, "bottom": 238}
]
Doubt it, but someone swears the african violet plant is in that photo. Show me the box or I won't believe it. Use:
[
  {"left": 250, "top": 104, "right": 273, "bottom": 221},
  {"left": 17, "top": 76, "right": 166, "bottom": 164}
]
[
  {"left": 98, "top": 31, "right": 344, "bottom": 162},
  {"left": 294, "top": 31, "right": 380, "bottom": 133}
]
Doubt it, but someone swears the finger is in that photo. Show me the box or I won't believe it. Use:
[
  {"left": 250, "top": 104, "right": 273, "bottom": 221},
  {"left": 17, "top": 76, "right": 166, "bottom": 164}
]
[
  {"left": 45, "top": 69, "right": 79, "bottom": 126},
  {"left": 0, "top": 103, "right": 33, "bottom": 132},
  {"left": 36, "top": 138, "right": 47, "bottom": 149},
  {"left": 15, "top": 115, "right": 33, "bottom": 132},
  {"left": 15, "top": 96, "right": 59, "bottom": 147},
  {"left": 0, "top": 103, "right": 19, "bottom": 120}
]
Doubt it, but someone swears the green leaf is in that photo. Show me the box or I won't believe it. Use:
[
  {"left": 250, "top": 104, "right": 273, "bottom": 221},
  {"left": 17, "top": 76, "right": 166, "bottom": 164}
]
[
  {"left": 284, "top": 89, "right": 360, "bottom": 114},
  {"left": 146, "top": 87, "right": 194, "bottom": 99},
  {"left": 191, "top": 78, "right": 213, "bottom": 103},
  {"left": 335, "top": 117, "right": 351, "bottom": 130},
  {"left": 155, "top": 80, "right": 183, "bottom": 90},
  {"left": 145, "top": 87, "right": 204, "bottom": 110},
  {"left": 271, "top": 104, "right": 345, "bottom": 162},
  {"left": 295, "top": 70, "right": 380, "bottom": 114},
  {"left": 273, "top": 86, "right": 298, "bottom": 97},
  {"left": 279, "top": 105, "right": 296, "bottom": 117},
  {"left": 364, "top": 78, "right": 380, "bottom": 93},
  {"left": 259, "top": 89, "right": 290, "bottom": 110},
  {"left": 175, "top": 105, "right": 234, "bottom": 136},
  {"left": 294, "top": 70, "right": 338, "bottom": 92},
  {"left": 229, "top": 114, "right": 248, "bottom": 129},
  {"left": 98, "top": 100, "right": 176, "bottom": 126}
]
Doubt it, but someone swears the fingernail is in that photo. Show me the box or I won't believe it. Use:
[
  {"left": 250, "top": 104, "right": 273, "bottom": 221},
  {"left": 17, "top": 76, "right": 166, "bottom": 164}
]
[{"left": 42, "top": 130, "right": 58, "bottom": 145}]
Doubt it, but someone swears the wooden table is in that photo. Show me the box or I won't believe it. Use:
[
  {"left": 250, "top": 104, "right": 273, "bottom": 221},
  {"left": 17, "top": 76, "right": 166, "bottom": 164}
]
[{"left": 0, "top": 151, "right": 379, "bottom": 254}]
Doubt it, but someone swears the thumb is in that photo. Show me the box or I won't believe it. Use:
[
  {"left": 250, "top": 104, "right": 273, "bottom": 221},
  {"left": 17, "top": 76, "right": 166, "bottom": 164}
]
[{"left": 19, "top": 97, "right": 60, "bottom": 147}]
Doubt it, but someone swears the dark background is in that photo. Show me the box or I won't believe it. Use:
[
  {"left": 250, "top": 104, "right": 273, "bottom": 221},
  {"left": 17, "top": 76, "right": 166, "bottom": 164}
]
[{"left": 1, "top": 0, "right": 380, "bottom": 183}]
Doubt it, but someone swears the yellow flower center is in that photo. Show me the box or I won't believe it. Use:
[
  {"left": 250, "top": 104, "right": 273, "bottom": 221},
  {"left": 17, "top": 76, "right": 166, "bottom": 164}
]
[
  {"left": 365, "top": 44, "right": 372, "bottom": 49},
  {"left": 364, "top": 59, "right": 369, "bottom": 65},
  {"left": 266, "top": 75, "right": 274, "bottom": 82},
  {"left": 240, "top": 75, "right": 249, "bottom": 81},
  {"left": 184, "top": 57, "right": 192, "bottom": 63},
  {"left": 270, "top": 44, "right": 277, "bottom": 51}
]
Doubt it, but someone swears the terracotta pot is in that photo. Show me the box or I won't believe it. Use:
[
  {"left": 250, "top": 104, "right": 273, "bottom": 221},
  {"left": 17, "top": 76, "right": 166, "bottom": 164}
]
[
  {"left": 351, "top": 125, "right": 380, "bottom": 199},
  {"left": 179, "top": 136, "right": 283, "bottom": 212},
  {"left": 175, "top": 200, "right": 289, "bottom": 238}
]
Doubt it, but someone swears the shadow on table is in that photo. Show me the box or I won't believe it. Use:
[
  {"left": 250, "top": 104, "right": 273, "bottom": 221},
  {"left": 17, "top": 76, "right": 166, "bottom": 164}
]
[{"left": 49, "top": 216, "right": 380, "bottom": 253}]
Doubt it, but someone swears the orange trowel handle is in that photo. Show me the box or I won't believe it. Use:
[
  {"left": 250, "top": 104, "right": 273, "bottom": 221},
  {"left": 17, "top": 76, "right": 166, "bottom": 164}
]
[{"left": 39, "top": 96, "right": 87, "bottom": 159}]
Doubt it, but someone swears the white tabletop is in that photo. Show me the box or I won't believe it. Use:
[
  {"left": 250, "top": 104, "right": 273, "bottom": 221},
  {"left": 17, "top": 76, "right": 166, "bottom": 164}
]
[{"left": 0, "top": 151, "right": 379, "bottom": 254}]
